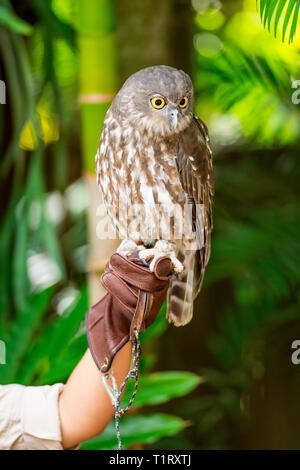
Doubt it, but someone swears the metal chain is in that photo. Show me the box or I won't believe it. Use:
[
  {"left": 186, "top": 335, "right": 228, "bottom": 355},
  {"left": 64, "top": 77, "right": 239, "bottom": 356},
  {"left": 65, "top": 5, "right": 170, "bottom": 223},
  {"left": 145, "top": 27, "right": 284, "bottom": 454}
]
[{"left": 102, "top": 328, "right": 141, "bottom": 450}]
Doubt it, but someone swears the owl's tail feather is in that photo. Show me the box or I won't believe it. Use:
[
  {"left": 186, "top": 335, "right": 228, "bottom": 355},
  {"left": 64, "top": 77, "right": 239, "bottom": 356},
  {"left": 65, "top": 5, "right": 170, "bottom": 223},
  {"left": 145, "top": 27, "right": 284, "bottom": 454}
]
[{"left": 166, "top": 249, "right": 203, "bottom": 327}]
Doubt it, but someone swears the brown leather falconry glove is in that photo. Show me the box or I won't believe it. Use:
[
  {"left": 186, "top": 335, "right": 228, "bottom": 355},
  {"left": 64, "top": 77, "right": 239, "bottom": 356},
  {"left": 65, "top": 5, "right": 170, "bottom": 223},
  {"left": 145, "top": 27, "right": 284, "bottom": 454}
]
[{"left": 86, "top": 252, "right": 173, "bottom": 373}]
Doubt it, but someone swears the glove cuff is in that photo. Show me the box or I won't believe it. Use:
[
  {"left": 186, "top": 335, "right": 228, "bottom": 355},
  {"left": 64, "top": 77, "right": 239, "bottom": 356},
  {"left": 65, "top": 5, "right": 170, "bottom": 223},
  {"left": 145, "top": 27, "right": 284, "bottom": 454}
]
[{"left": 86, "top": 252, "right": 172, "bottom": 373}]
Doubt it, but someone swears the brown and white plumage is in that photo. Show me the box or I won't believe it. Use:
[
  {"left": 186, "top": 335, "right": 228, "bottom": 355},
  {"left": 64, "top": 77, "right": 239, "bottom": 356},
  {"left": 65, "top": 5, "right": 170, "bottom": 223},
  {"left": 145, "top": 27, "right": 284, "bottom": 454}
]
[
  {"left": 96, "top": 65, "right": 214, "bottom": 326},
  {"left": 167, "top": 116, "right": 214, "bottom": 325}
]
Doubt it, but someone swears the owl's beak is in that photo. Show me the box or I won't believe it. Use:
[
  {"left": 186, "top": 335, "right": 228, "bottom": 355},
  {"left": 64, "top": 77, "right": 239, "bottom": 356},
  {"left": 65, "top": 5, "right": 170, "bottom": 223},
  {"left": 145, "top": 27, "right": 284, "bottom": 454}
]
[{"left": 167, "top": 108, "right": 178, "bottom": 131}]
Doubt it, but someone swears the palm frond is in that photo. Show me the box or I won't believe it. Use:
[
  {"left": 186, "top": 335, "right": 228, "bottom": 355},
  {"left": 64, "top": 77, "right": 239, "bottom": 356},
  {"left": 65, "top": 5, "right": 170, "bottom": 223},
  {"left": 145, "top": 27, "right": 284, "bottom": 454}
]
[
  {"left": 258, "top": 0, "right": 300, "bottom": 43},
  {"left": 196, "top": 43, "right": 300, "bottom": 145}
]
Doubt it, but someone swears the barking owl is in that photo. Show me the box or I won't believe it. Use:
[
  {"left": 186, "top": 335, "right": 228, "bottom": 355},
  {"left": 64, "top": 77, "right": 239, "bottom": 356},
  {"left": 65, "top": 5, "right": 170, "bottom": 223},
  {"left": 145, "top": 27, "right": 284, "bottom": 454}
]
[{"left": 96, "top": 65, "right": 214, "bottom": 326}]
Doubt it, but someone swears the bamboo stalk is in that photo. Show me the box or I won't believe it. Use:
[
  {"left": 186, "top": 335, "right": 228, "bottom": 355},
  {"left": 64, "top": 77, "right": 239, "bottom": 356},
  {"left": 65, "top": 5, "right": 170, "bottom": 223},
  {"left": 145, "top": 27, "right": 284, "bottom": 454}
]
[{"left": 78, "top": 0, "right": 120, "bottom": 305}]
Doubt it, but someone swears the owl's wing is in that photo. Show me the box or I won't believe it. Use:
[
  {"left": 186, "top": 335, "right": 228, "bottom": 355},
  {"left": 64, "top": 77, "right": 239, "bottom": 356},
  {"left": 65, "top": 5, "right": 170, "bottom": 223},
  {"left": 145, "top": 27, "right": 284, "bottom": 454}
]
[
  {"left": 167, "top": 115, "right": 214, "bottom": 326},
  {"left": 177, "top": 115, "right": 214, "bottom": 264}
]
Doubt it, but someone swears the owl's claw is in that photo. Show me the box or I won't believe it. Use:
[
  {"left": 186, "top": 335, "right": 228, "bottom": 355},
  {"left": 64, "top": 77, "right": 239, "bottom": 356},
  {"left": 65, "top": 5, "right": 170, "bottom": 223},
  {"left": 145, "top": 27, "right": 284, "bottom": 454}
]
[
  {"left": 139, "top": 240, "right": 184, "bottom": 274},
  {"left": 117, "top": 239, "right": 146, "bottom": 257}
]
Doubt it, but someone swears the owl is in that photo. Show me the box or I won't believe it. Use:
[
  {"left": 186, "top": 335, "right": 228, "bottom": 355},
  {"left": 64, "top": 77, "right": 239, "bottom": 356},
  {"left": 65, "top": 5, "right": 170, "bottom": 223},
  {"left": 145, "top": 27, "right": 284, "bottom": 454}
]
[{"left": 96, "top": 65, "right": 214, "bottom": 326}]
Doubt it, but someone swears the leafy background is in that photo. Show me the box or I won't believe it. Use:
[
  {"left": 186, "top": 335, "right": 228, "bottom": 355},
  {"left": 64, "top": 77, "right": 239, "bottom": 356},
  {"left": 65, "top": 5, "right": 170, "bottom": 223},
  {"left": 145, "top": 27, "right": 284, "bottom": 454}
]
[{"left": 1, "top": 0, "right": 300, "bottom": 450}]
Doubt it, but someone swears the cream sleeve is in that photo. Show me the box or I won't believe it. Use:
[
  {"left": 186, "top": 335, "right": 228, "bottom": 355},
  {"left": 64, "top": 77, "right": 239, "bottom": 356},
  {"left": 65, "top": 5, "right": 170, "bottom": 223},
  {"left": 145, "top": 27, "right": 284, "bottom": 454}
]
[{"left": 0, "top": 383, "right": 68, "bottom": 450}]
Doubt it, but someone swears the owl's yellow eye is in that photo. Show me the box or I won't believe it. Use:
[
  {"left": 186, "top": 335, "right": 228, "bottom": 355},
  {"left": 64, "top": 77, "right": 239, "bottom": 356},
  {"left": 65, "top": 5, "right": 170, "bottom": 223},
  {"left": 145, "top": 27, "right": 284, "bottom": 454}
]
[
  {"left": 179, "top": 96, "right": 188, "bottom": 108},
  {"left": 151, "top": 97, "right": 165, "bottom": 109}
]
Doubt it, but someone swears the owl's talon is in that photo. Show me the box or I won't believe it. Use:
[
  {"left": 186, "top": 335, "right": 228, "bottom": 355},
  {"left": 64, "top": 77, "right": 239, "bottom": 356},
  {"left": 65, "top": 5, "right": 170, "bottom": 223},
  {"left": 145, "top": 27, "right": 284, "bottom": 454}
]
[
  {"left": 139, "top": 248, "right": 156, "bottom": 262},
  {"left": 139, "top": 240, "right": 184, "bottom": 274},
  {"left": 169, "top": 255, "right": 184, "bottom": 273},
  {"left": 117, "top": 239, "right": 145, "bottom": 257}
]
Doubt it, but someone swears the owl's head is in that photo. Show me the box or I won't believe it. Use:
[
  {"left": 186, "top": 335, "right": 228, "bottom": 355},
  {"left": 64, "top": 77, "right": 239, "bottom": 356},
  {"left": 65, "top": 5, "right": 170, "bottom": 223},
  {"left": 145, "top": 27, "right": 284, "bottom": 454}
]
[{"left": 112, "top": 65, "right": 194, "bottom": 137}]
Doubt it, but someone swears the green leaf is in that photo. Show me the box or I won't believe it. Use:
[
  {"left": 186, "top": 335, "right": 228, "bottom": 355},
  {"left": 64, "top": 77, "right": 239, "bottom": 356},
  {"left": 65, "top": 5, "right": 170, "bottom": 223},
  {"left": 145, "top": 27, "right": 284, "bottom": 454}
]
[
  {"left": 265, "top": 0, "right": 280, "bottom": 29},
  {"left": 13, "top": 204, "right": 29, "bottom": 312},
  {"left": 12, "top": 151, "right": 66, "bottom": 308},
  {"left": 258, "top": 0, "right": 300, "bottom": 43},
  {"left": 15, "top": 287, "right": 87, "bottom": 385},
  {"left": 34, "top": 287, "right": 88, "bottom": 384},
  {"left": 282, "top": 0, "right": 298, "bottom": 42},
  {"left": 0, "top": 27, "right": 35, "bottom": 174},
  {"left": 0, "top": 288, "right": 52, "bottom": 384},
  {"left": 0, "top": 190, "right": 18, "bottom": 327},
  {"left": 274, "top": 0, "right": 288, "bottom": 36},
  {"left": 288, "top": 0, "right": 300, "bottom": 42},
  {"left": 80, "top": 414, "right": 187, "bottom": 450},
  {"left": 122, "top": 371, "right": 203, "bottom": 407},
  {"left": 0, "top": 5, "right": 33, "bottom": 35},
  {"left": 40, "top": 212, "right": 66, "bottom": 280},
  {"left": 37, "top": 333, "right": 87, "bottom": 384},
  {"left": 31, "top": 0, "right": 75, "bottom": 47}
]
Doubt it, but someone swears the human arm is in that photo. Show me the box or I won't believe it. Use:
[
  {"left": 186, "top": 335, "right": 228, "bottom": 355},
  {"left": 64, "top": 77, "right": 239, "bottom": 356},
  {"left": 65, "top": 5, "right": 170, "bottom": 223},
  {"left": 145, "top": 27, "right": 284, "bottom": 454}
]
[
  {"left": 58, "top": 344, "right": 131, "bottom": 449},
  {"left": 59, "top": 251, "right": 172, "bottom": 449}
]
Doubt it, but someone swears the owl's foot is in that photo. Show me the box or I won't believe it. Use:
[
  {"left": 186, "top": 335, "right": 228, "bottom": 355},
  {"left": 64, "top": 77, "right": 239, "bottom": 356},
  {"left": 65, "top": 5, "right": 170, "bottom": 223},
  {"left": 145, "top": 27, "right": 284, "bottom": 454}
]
[
  {"left": 139, "top": 240, "right": 184, "bottom": 274},
  {"left": 117, "top": 239, "right": 146, "bottom": 257}
]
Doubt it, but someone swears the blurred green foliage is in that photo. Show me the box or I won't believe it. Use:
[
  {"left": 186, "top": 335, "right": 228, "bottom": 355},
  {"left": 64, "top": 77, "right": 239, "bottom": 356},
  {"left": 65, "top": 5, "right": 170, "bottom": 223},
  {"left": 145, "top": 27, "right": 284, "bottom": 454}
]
[{"left": 0, "top": 0, "right": 300, "bottom": 450}]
